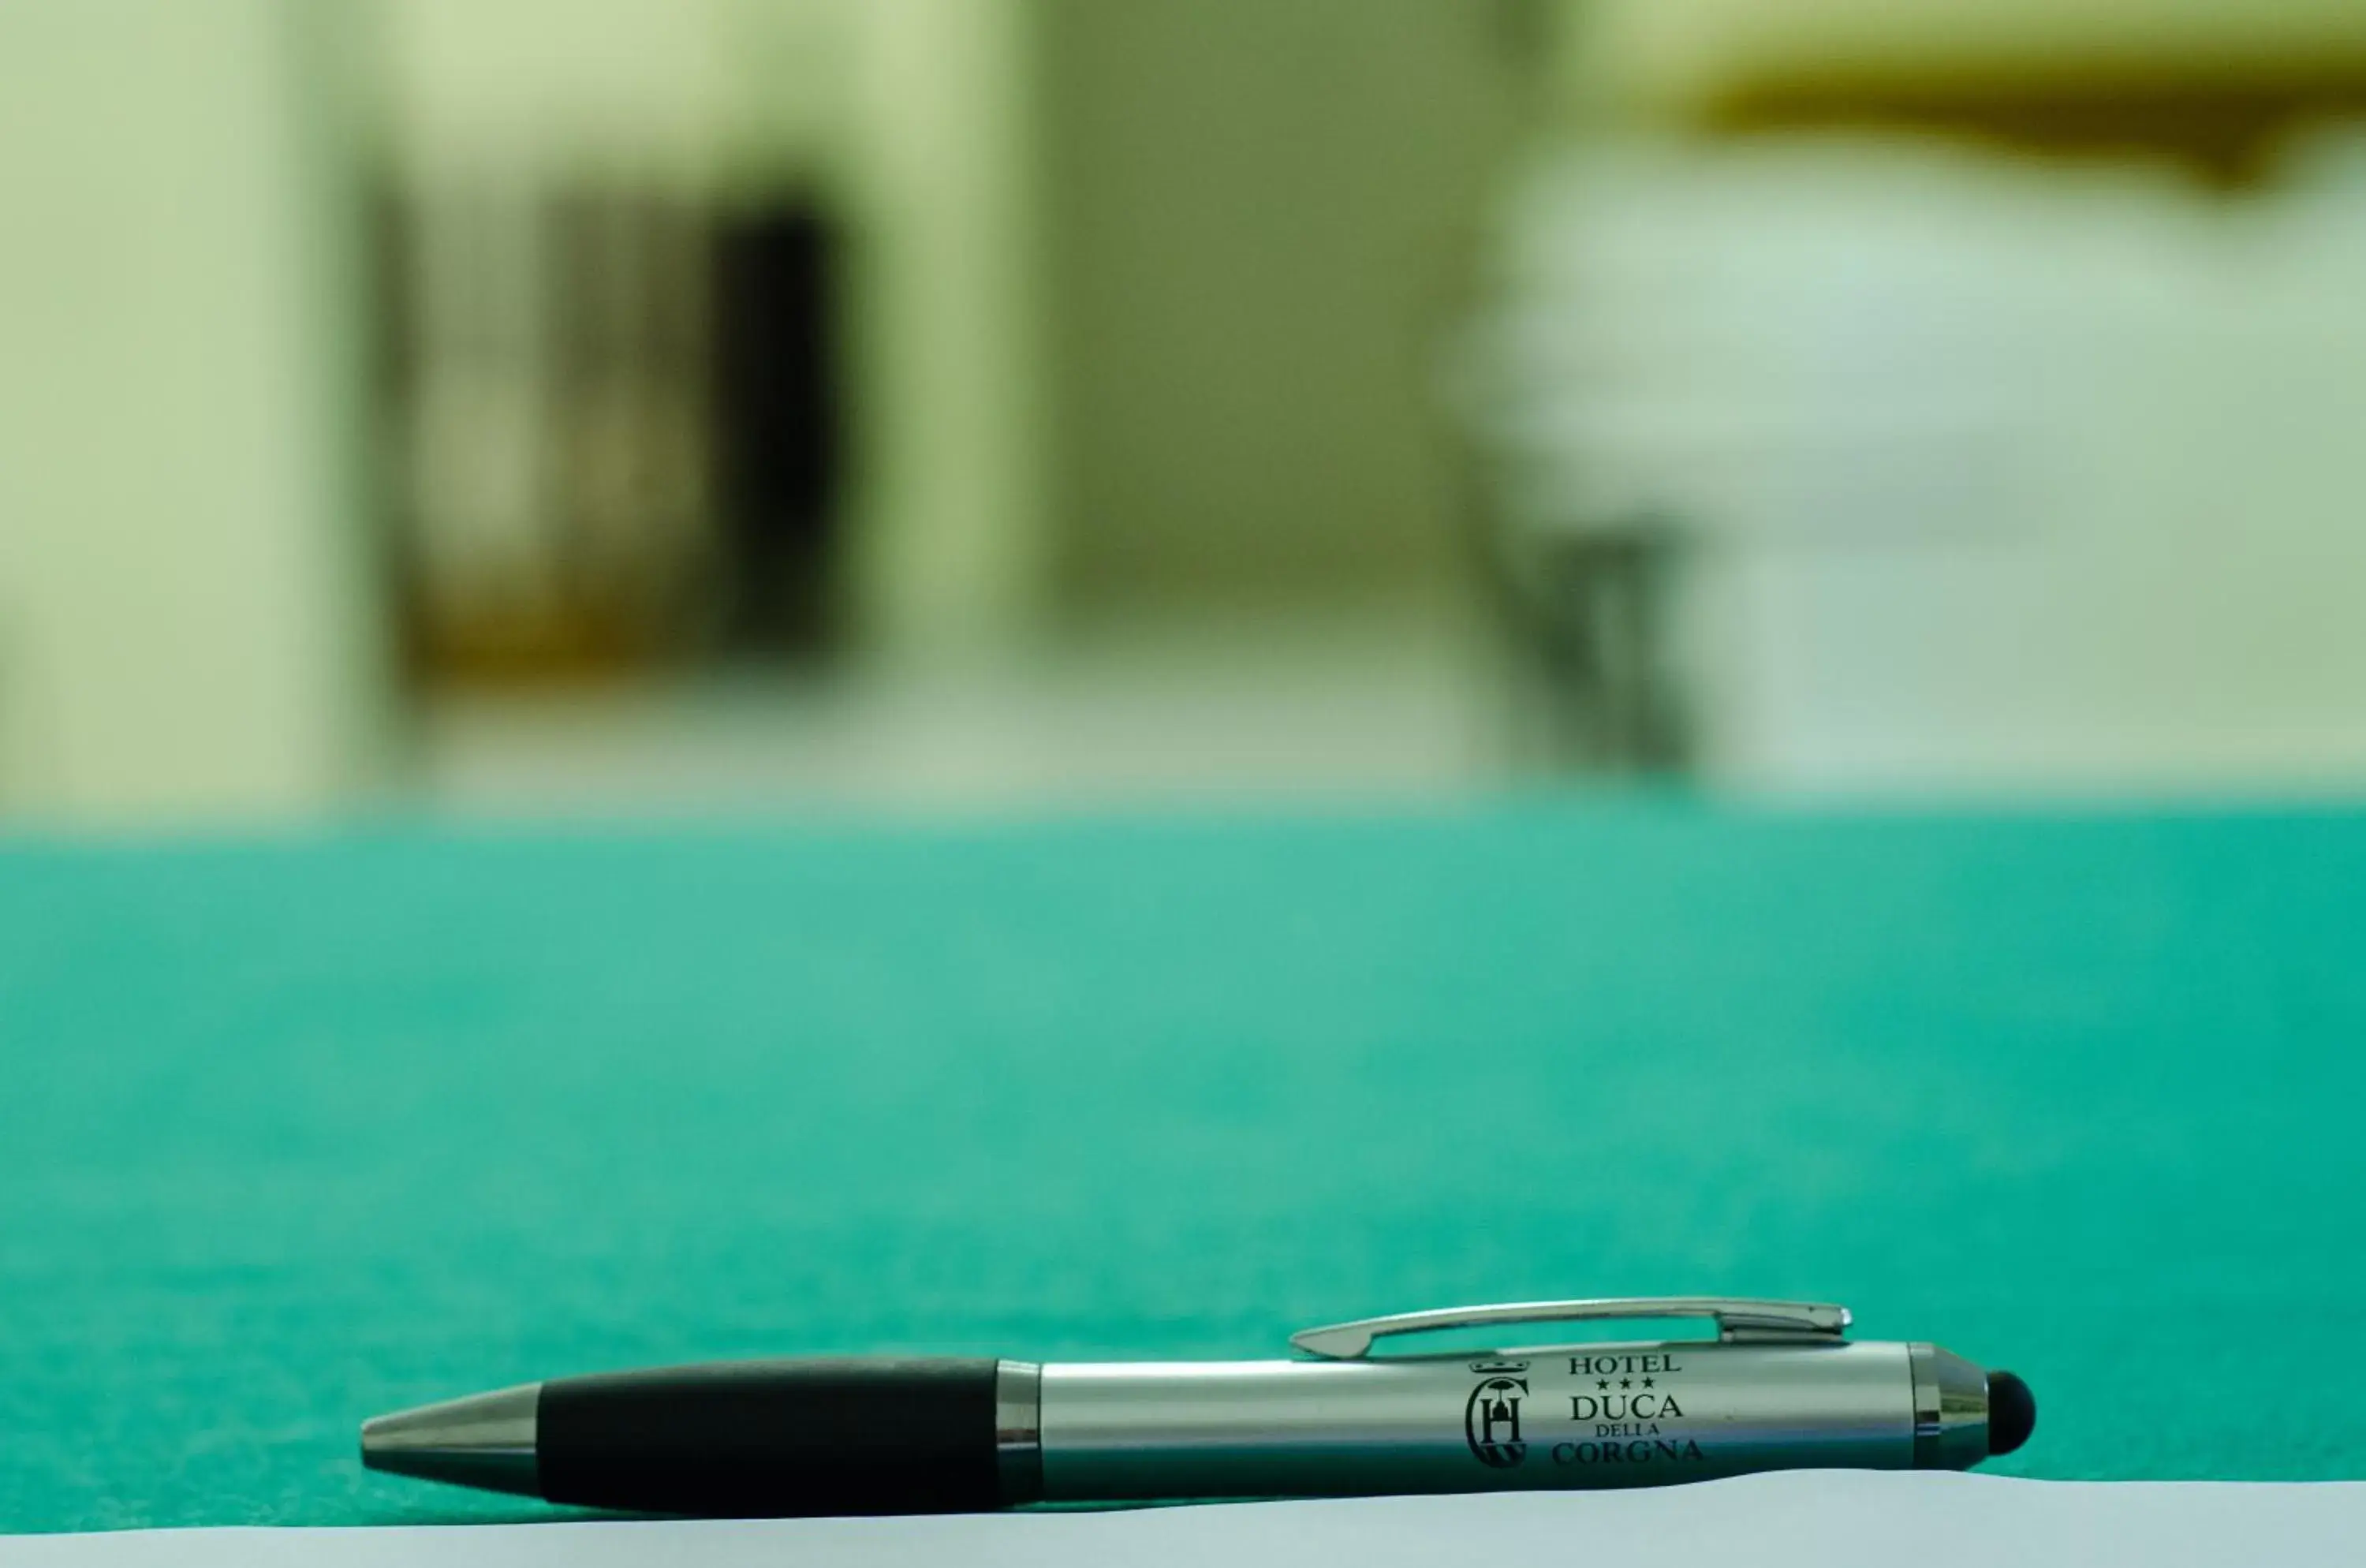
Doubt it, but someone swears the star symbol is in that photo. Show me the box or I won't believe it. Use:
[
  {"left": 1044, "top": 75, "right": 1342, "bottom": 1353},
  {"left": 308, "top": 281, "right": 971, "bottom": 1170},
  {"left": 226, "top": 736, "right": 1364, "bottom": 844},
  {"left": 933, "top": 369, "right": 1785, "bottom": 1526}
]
[
  {"left": 1641, "top": 1378, "right": 1655, "bottom": 1389},
  {"left": 1596, "top": 1379, "right": 1610, "bottom": 1391},
  {"left": 1619, "top": 1378, "right": 1633, "bottom": 1389}
]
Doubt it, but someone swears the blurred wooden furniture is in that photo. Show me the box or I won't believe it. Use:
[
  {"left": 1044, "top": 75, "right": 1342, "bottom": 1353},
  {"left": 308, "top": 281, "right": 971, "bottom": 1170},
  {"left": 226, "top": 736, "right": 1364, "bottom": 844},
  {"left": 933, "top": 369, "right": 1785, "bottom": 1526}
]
[{"left": 1577, "top": 0, "right": 2366, "bottom": 181}]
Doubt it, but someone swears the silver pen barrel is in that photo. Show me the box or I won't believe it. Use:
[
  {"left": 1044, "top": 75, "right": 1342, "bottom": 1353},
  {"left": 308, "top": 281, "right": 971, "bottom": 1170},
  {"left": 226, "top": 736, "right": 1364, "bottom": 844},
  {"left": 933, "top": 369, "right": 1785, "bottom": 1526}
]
[{"left": 1013, "top": 1338, "right": 2020, "bottom": 1503}]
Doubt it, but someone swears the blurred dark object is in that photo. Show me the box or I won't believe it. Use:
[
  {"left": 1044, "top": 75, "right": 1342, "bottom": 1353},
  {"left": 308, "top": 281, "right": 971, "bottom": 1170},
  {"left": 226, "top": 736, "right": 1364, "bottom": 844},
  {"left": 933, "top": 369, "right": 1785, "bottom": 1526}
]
[
  {"left": 385, "top": 182, "right": 850, "bottom": 685},
  {"left": 1514, "top": 525, "right": 1692, "bottom": 776},
  {"left": 713, "top": 204, "right": 844, "bottom": 657},
  {"left": 385, "top": 182, "right": 714, "bottom": 682}
]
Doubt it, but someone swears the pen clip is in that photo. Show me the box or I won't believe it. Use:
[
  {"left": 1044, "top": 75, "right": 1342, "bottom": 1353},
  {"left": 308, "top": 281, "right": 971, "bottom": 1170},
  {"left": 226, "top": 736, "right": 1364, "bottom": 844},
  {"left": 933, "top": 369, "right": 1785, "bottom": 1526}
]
[{"left": 1289, "top": 1297, "right": 1852, "bottom": 1359}]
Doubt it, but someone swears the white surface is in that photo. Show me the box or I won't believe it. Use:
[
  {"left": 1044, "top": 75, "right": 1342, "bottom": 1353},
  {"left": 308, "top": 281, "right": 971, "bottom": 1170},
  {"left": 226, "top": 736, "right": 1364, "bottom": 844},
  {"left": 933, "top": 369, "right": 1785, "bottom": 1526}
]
[
  {"left": 6, "top": 1474, "right": 2362, "bottom": 1566},
  {"left": 1468, "top": 130, "right": 2366, "bottom": 793}
]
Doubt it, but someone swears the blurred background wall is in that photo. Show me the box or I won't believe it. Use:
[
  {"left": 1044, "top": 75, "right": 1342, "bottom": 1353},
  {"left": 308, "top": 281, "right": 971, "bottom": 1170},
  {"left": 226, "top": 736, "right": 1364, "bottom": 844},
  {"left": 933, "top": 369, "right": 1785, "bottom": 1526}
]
[
  {"left": 0, "top": 0, "right": 384, "bottom": 818},
  {"left": 1036, "top": 0, "right": 1520, "bottom": 610},
  {"left": 2, "top": 0, "right": 2364, "bottom": 823}
]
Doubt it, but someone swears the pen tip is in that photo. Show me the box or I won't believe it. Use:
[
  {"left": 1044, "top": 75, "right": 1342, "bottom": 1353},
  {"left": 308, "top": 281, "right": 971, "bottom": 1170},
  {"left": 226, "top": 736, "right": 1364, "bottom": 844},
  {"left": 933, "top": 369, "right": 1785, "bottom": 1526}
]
[
  {"left": 360, "top": 1383, "right": 544, "bottom": 1497},
  {"left": 1986, "top": 1370, "right": 2036, "bottom": 1456}
]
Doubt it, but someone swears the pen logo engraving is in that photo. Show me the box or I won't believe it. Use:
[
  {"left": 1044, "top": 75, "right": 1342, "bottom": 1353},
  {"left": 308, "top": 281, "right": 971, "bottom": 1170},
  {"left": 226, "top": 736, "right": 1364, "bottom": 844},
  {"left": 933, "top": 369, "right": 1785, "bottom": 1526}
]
[{"left": 1465, "top": 1376, "right": 1528, "bottom": 1468}]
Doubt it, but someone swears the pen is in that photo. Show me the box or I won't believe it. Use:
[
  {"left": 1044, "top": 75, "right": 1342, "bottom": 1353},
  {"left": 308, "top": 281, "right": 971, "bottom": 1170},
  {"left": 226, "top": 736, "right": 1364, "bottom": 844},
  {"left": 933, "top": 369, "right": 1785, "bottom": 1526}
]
[{"left": 360, "top": 1297, "right": 2036, "bottom": 1516}]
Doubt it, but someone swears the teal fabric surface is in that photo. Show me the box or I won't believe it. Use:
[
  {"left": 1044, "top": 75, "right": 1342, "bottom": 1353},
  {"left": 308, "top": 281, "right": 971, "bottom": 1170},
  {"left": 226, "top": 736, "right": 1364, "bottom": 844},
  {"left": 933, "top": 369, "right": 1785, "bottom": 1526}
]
[{"left": 4, "top": 804, "right": 2364, "bottom": 1534}]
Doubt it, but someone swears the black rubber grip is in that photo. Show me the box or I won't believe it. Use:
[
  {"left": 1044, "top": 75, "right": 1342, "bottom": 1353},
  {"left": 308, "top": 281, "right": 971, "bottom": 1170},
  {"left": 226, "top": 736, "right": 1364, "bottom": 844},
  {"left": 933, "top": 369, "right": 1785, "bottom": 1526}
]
[{"left": 536, "top": 1357, "right": 1004, "bottom": 1516}]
